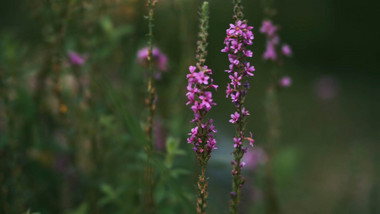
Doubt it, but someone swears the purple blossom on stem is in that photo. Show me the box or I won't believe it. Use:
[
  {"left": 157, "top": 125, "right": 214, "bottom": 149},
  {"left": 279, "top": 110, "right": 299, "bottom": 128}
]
[
  {"left": 261, "top": 20, "right": 293, "bottom": 61},
  {"left": 222, "top": 13, "right": 256, "bottom": 212},
  {"left": 242, "top": 147, "right": 267, "bottom": 171},
  {"left": 229, "top": 112, "right": 240, "bottom": 124},
  {"left": 188, "top": 3, "right": 216, "bottom": 213},
  {"left": 260, "top": 19, "right": 293, "bottom": 88},
  {"left": 137, "top": 46, "right": 168, "bottom": 79},
  {"left": 263, "top": 42, "right": 277, "bottom": 61},
  {"left": 260, "top": 20, "right": 277, "bottom": 37},
  {"left": 187, "top": 65, "right": 218, "bottom": 154}
]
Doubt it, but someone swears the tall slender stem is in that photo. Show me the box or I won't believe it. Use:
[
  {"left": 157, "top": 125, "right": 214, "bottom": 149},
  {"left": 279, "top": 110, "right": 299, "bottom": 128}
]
[
  {"left": 196, "top": 3, "right": 211, "bottom": 213},
  {"left": 223, "top": 1, "right": 255, "bottom": 213},
  {"left": 144, "top": 0, "right": 157, "bottom": 212},
  {"left": 187, "top": 2, "right": 217, "bottom": 213},
  {"left": 264, "top": 80, "right": 280, "bottom": 214},
  {"left": 197, "top": 165, "right": 208, "bottom": 214}
]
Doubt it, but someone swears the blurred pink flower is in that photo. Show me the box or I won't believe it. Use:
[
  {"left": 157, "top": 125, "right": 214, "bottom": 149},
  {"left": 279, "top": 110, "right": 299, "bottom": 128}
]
[
  {"left": 263, "top": 42, "right": 277, "bottom": 61},
  {"left": 154, "top": 118, "right": 167, "bottom": 151},
  {"left": 260, "top": 20, "right": 277, "bottom": 37},
  {"left": 137, "top": 46, "right": 168, "bottom": 73},
  {"left": 243, "top": 147, "right": 267, "bottom": 171},
  {"left": 314, "top": 75, "right": 340, "bottom": 100},
  {"left": 68, "top": 51, "right": 88, "bottom": 66},
  {"left": 281, "top": 44, "right": 292, "bottom": 57},
  {"left": 279, "top": 76, "right": 292, "bottom": 88}
]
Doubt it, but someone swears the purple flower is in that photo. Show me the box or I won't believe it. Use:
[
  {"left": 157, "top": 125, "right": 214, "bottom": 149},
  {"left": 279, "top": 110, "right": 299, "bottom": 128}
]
[
  {"left": 240, "top": 162, "right": 246, "bottom": 168},
  {"left": 137, "top": 47, "right": 168, "bottom": 77},
  {"left": 228, "top": 54, "right": 240, "bottom": 65},
  {"left": 279, "top": 76, "right": 292, "bottom": 88},
  {"left": 233, "top": 137, "right": 242, "bottom": 148},
  {"left": 229, "top": 112, "right": 240, "bottom": 124},
  {"left": 195, "top": 71, "right": 210, "bottom": 85},
  {"left": 242, "top": 147, "right": 267, "bottom": 170},
  {"left": 282, "top": 44, "right": 292, "bottom": 57},
  {"left": 190, "top": 127, "right": 199, "bottom": 136},
  {"left": 260, "top": 20, "right": 293, "bottom": 63},
  {"left": 244, "top": 62, "right": 255, "bottom": 76},
  {"left": 242, "top": 107, "right": 250, "bottom": 116},
  {"left": 68, "top": 51, "right": 88, "bottom": 66},
  {"left": 229, "top": 72, "right": 242, "bottom": 87},
  {"left": 247, "top": 132, "right": 255, "bottom": 147},
  {"left": 230, "top": 91, "right": 240, "bottom": 103},
  {"left": 260, "top": 20, "right": 277, "bottom": 37},
  {"left": 263, "top": 42, "right": 277, "bottom": 61},
  {"left": 226, "top": 84, "right": 234, "bottom": 98},
  {"left": 243, "top": 50, "right": 253, "bottom": 58}
]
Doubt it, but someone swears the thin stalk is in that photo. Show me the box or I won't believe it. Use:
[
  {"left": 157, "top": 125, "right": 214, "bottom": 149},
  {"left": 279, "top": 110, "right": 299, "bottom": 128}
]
[
  {"left": 196, "top": 165, "right": 208, "bottom": 214},
  {"left": 263, "top": 67, "right": 280, "bottom": 214},
  {"left": 195, "top": 2, "right": 211, "bottom": 214},
  {"left": 230, "top": 0, "right": 245, "bottom": 213},
  {"left": 227, "top": 1, "right": 255, "bottom": 213},
  {"left": 260, "top": 0, "right": 283, "bottom": 211},
  {"left": 143, "top": 0, "right": 157, "bottom": 212}
]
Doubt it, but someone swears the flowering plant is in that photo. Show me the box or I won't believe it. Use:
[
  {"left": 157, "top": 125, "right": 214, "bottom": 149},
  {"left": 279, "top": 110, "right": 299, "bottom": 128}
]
[{"left": 221, "top": 1, "right": 256, "bottom": 212}]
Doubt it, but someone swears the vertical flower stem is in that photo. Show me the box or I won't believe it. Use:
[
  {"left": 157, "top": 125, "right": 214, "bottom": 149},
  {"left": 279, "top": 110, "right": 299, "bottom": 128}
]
[
  {"left": 231, "top": 1, "right": 245, "bottom": 213},
  {"left": 232, "top": 0, "right": 244, "bottom": 21},
  {"left": 197, "top": 3, "right": 210, "bottom": 214},
  {"left": 222, "top": 1, "right": 256, "bottom": 213},
  {"left": 146, "top": 0, "right": 156, "bottom": 142},
  {"left": 263, "top": 66, "right": 281, "bottom": 214},
  {"left": 187, "top": 2, "right": 218, "bottom": 213},
  {"left": 259, "top": 0, "right": 289, "bottom": 211},
  {"left": 144, "top": 0, "right": 157, "bottom": 212},
  {"left": 197, "top": 165, "right": 208, "bottom": 214}
]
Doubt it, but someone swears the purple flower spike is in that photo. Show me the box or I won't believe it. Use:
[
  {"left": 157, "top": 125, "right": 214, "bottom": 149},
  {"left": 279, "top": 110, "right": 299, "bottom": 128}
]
[
  {"left": 261, "top": 20, "right": 293, "bottom": 64},
  {"left": 222, "top": 18, "right": 255, "bottom": 146},
  {"left": 222, "top": 17, "right": 258, "bottom": 212},
  {"left": 186, "top": 65, "right": 218, "bottom": 156}
]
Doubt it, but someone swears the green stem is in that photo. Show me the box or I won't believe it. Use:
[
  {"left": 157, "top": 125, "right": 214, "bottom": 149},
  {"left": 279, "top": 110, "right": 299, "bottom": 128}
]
[{"left": 263, "top": 67, "right": 281, "bottom": 214}]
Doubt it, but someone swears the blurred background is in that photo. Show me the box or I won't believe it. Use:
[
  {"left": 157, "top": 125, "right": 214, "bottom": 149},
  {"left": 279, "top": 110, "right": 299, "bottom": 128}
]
[{"left": 0, "top": 0, "right": 379, "bottom": 213}]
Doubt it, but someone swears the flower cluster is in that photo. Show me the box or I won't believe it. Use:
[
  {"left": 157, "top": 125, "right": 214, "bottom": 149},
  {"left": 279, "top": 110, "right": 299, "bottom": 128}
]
[
  {"left": 260, "top": 20, "right": 292, "bottom": 61},
  {"left": 222, "top": 20, "right": 255, "bottom": 149},
  {"left": 261, "top": 20, "right": 293, "bottom": 88},
  {"left": 137, "top": 47, "right": 168, "bottom": 79},
  {"left": 186, "top": 65, "right": 218, "bottom": 159}
]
